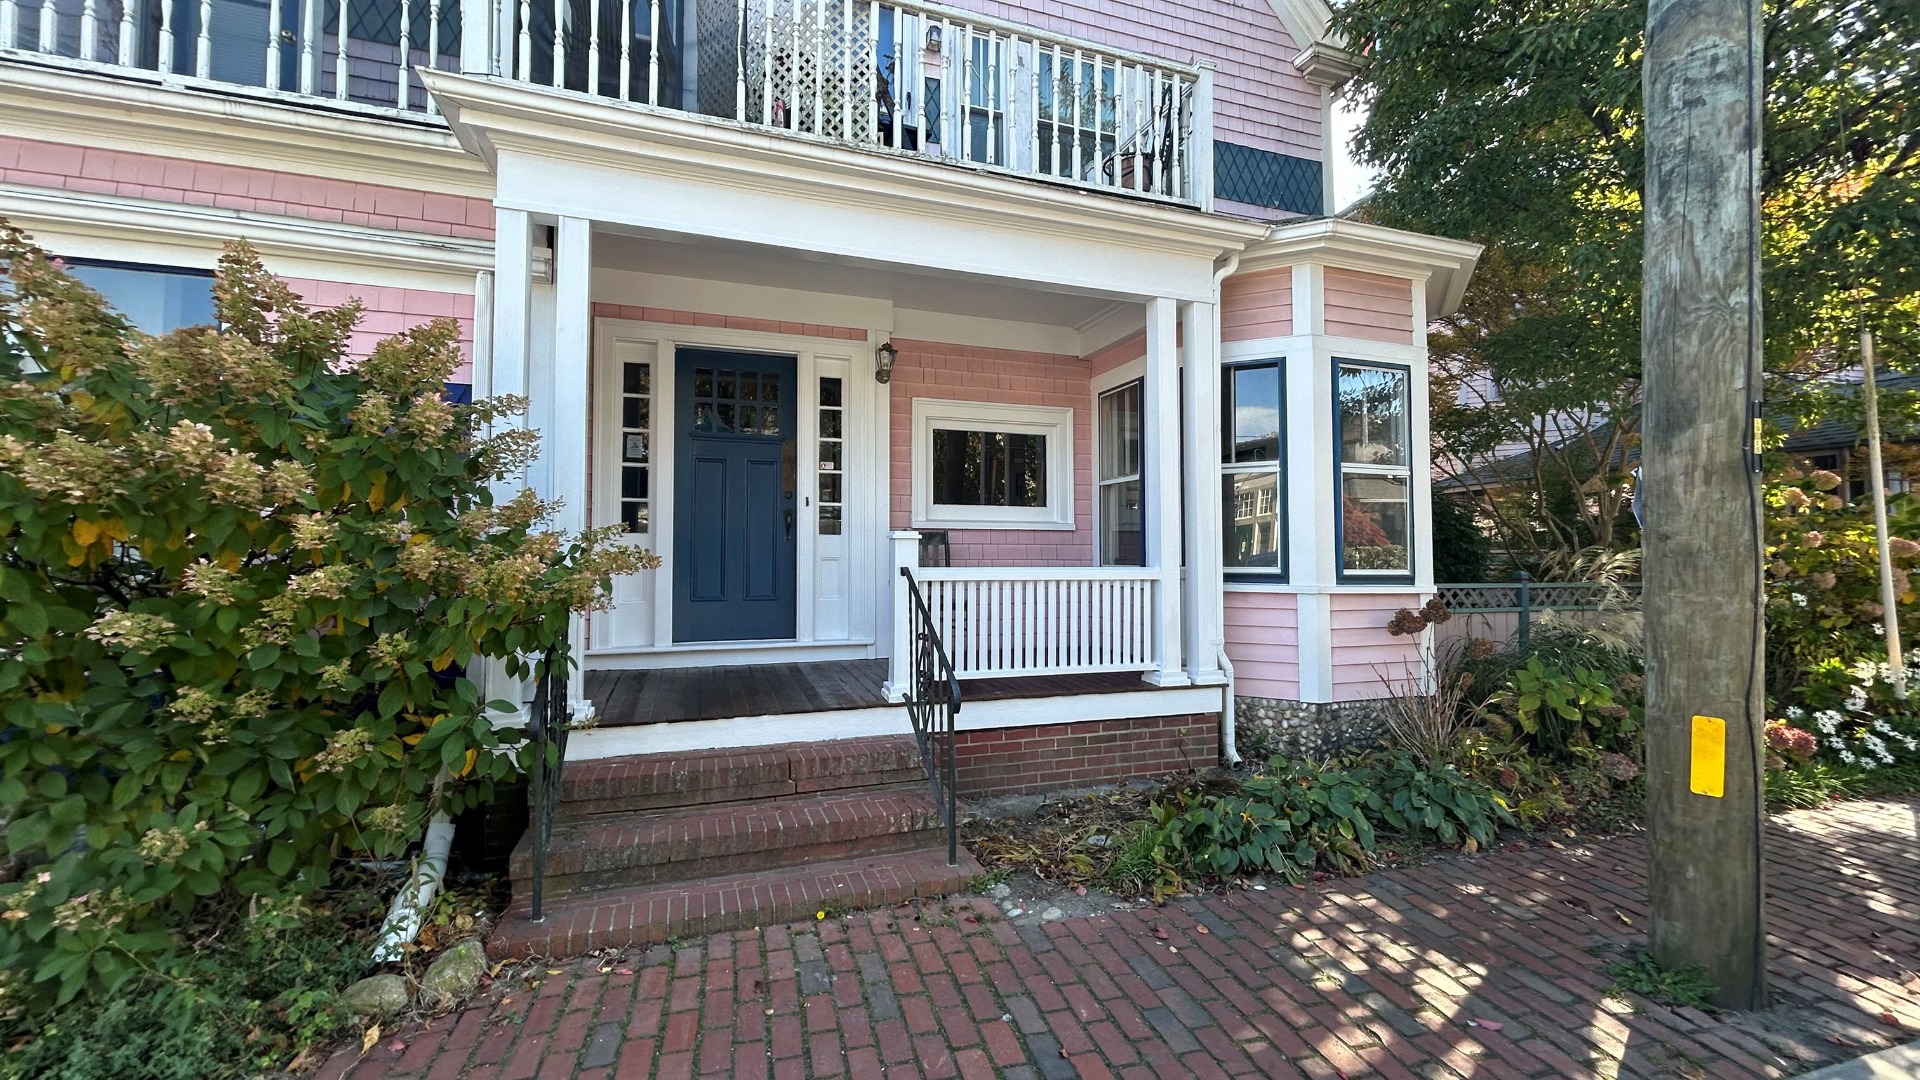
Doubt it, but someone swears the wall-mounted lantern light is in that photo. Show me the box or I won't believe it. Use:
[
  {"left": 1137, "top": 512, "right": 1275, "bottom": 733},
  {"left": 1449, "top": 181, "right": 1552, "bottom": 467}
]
[{"left": 875, "top": 339, "right": 898, "bottom": 384}]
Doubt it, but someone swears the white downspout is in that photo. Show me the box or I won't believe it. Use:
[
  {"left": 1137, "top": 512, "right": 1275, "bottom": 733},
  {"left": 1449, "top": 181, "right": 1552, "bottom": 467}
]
[
  {"left": 1213, "top": 249, "right": 1244, "bottom": 766},
  {"left": 373, "top": 773, "right": 456, "bottom": 961}
]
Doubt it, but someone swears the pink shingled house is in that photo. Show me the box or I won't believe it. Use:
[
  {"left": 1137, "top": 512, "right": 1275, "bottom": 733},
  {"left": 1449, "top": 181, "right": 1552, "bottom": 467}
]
[{"left": 2, "top": 0, "right": 1478, "bottom": 950}]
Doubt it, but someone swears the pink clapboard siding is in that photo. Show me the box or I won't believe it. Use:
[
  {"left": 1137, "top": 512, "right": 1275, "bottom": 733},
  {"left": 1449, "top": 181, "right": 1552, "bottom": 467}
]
[
  {"left": 1324, "top": 268, "right": 1415, "bottom": 345},
  {"left": 1085, "top": 331, "right": 1144, "bottom": 378},
  {"left": 1330, "top": 591, "right": 1425, "bottom": 702},
  {"left": 940, "top": 0, "right": 1322, "bottom": 161},
  {"left": 590, "top": 303, "right": 867, "bottom": 341},
  {"left": 282, "top": 278, "right": 475, "bottom": 382},
  {"left": 1221, "top": 268, "right": 1293, "bottom": 341},
  {"left": 0, "top": 137, "right": 493, "bottom": 239},
  {"left": 1224, "top": 590, "right": 1299, "bottom": 700},
  {"left": 888, "top": 339, "right": 1093, "bottom": 567}
]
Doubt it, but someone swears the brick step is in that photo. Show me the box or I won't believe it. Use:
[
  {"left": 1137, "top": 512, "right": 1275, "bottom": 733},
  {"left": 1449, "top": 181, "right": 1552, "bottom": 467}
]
[
  {"left": 510, "top": 784, "right": 947, "bottom": 899},
  {"left": 489, "top": 846, "right": 984, "bottom": 959},
  {"left": 556, "top": 735, "right": 925, "bottom": 819}
]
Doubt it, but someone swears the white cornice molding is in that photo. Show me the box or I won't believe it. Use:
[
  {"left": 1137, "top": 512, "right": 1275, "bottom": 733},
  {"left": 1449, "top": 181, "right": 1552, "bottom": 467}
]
[
  {"left": 1235, "top": 217, "right": 1482, "bottom": 321},
  {"left": 0, "top": 184, "right": 492, "bottom": 289},
  {"left": 0, "top": 60, "right": 493, "bottom": 198},
  {"left": 422, "top": 71, "right": 1265, "bottom": 265},
  {"left": 1292, "top": 42, "right": 1365, "bottom": 89}
]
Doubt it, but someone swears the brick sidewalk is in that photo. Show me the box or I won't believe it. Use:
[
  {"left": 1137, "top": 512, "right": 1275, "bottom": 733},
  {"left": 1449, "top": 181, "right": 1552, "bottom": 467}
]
[{"left": 321, "top": 799, "right": 1920, "bottom": 1080}]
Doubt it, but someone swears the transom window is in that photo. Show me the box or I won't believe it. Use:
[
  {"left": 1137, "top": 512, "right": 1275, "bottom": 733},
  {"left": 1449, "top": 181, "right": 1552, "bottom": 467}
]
[
  {"left": 911, "top": 399, "right": 1073, "bottom": 530},
  {"left": 1097, "top": 380, "right": 1143, "bottom": 566},
  {"left": 617, "top": 361, "right": 652, "bottom": 533},
  {"left": 1337, "top": 362, "right": 1413, "bottom": 577},
  {"left": 1221, "top": 360, "right": 1285, "bottom": 574}
]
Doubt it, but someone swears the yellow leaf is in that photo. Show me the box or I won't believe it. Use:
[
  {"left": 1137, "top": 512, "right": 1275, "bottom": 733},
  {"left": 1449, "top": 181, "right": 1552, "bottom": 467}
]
[
  {"left": 456, "top": 749, "right": 478, "bottom": 777},
  {"left": 361, "top": 1024, "right": 380, "bottom": 1054},
  {"left": 72, "top": 520, "right": 100, "bottom": 547},
  {"left": 432, "top": 650, "right": 455, "bottom": 672}
]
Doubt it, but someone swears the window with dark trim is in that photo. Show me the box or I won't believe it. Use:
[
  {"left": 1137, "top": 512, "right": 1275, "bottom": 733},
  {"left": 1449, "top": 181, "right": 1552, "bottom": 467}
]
[
  {"left": 1221, "top": 360, "right": 1284, "bottom": 575},
  {"left": 65, "top": 259, "right": 216, "bottom": 336},
  {"left": 1096, "top": 379, "right": 1143, "bottom": 566},
  {"left": 1335, "top": 361, "right": 1413, "bottom": 578}
]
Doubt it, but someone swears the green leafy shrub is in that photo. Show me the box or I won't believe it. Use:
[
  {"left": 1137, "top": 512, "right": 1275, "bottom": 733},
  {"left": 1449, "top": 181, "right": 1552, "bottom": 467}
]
[
  {"left": 1607, "top": 955, "right": 1717, "bottom": 1009},
  {"left": 1154, "top": 754, "right": 1512, "bottom": 885},
  {"left": 0, "top": 229, "right": 654, "bottom": 1012},
  {"left": 3, "top": 891, "right": 382, "bottom": 1080},
  {"left": 1363, "top": 752, "right": 1511, "bottom": 851},
  {"left": 1496, "top": 656, "right": 1635, "bottom": 757}
]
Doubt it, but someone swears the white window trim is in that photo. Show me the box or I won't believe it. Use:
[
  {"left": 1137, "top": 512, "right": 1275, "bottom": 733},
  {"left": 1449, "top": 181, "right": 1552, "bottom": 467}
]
[
  {"left": 1336, "top": 360, "right": 1415, "bottom": 579},
  {"left": 911, "top": 397, "right": 1075, "bottom": 531}
]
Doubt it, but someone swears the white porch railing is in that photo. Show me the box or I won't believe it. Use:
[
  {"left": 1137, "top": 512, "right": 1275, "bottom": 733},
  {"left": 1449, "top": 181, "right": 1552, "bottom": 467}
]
[
  {"left": 0, "top": 0, "right": 460, "bottom": 113},
  {"left": 885, "top": 531, "right": 1161, "bottom": 695},
  {"left": 919, "top": 566, "right": 1158, "bottom": 678},
  {"left": 503, "top": 0, "right": 1207, "bottom": 204}
]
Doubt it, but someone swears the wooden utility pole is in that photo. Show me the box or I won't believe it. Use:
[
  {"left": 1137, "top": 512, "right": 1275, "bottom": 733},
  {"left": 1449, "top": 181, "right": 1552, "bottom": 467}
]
[{"left": 1640, "top": 0, "right": 1768, "bottom": 1009}]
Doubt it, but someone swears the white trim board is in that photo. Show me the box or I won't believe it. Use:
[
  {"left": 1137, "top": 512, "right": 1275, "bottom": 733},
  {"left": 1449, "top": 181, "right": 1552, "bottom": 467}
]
[
  {"left": 559, "top": 685, "right": 1226, "bottom": 759},
  {"left": 0, "top": 62, "right": 493, "bottom": 198},
  {"left": 0, "top": 185, "right": 492, "bottom": 291}
]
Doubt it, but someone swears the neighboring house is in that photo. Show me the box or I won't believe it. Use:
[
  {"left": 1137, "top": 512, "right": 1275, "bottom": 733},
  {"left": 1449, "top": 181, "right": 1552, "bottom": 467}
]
[{"left": 2, "top": 0, "right": 1478, "bottom": 951}]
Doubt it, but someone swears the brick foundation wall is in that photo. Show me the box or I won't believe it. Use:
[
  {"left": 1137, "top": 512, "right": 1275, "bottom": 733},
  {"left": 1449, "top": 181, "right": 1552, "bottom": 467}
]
[{"left": 954, "top": 714, "right": 1220, "bottom": 797}]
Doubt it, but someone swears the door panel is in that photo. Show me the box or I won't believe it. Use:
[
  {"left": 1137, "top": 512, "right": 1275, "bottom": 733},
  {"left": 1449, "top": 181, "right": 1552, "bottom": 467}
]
[{"left": 673, "top": 349, "right": 798, "bottom": 642}]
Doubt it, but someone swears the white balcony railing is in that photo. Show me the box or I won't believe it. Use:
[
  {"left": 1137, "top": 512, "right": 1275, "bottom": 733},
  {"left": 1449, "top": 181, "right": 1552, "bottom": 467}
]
[
  {"left": 505, "top": 0, "right": 1207, "bottom": 204},
  {"left": 0, "top": 0, "right": 459, "bottom": 113},
  {"left": 1, "top": 0, "right": 1209, "bottom": 206}
]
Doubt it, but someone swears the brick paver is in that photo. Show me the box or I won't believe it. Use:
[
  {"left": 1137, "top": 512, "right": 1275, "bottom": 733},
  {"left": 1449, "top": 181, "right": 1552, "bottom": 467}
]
[{"left": 321, "top": 799, "right": 1920, "bottom": 1079}]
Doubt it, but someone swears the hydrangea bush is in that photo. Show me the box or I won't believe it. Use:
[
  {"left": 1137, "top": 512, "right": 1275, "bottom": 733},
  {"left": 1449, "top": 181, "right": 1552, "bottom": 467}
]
[
  {"left": 1765, "top": 467, "right": 1920, "bottom": 706},
  {"left": 0, "top": 228, "right": 654, "bottom": 1009}
]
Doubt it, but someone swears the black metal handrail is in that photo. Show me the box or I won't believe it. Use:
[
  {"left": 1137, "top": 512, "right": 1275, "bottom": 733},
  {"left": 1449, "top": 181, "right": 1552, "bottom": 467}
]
[
  {"left": 526, "top": 647, "right": 572, "bottom": 923},
  {"left": 900, "top": 567, "right": 962, "bottom": 866}
]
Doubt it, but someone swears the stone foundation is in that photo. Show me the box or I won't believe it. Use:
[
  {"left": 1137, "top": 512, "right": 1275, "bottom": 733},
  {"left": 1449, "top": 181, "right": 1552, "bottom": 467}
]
[{"left": 1233, "top": 696, "right": 1389, "bottom": 760}]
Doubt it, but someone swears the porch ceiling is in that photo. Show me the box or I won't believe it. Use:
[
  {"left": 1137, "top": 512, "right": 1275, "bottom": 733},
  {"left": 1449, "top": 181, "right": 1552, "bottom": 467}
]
[{"left": 593, "top": 231, "right": 1122, "bottom": 329}]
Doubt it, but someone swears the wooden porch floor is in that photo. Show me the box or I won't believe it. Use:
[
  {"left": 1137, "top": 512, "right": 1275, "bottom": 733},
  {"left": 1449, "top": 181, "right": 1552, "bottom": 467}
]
[{"left": 585, "top": 660, "right": 1153, "bottom": 727}]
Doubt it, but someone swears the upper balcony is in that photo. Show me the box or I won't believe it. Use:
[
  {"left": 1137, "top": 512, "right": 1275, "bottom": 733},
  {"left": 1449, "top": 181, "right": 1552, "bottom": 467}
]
[{"left": 1, "top": 0, "right": 1212, "bottom": 208}]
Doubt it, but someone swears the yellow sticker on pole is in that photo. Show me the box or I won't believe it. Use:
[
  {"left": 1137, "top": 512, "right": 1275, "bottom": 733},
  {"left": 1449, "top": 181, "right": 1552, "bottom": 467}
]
[{"left": 1690, "top": 715, "right": 1726, "bottom": 797}]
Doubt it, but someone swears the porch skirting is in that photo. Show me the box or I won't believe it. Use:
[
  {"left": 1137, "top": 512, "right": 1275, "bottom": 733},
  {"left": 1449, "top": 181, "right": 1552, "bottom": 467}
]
[
  {"left": 1232, "top": 696, "right": 1389, "bottom": 762},
  {"left": 954, "top": 713, "right": 1219, "bottom": 797}
]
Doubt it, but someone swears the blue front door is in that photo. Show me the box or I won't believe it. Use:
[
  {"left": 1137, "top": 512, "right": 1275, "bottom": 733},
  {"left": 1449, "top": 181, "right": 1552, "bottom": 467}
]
[{"left": 673, "top": 349, "right": 799, "bottom": 642}]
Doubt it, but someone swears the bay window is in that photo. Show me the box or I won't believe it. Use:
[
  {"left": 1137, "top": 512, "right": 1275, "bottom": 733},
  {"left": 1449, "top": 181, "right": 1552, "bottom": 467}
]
[
  {"left": 1222, "top": 360, "right": 1284, "bottom": 574},
  {"left": 1336, "top": 361, "right": 1413, "bottom": 578}
]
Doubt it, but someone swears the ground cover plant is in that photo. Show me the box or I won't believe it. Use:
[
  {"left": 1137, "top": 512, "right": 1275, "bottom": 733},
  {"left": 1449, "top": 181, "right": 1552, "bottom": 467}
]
[{"left": 0, "top": 226, "right": 654, "bottom": 1074}]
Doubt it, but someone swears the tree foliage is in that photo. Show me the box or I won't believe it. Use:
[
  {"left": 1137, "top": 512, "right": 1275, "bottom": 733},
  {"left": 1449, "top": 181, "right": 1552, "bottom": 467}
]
[
  {"left": 1333, "top": 0, "right": 1920, "bottom": 559},
  {"left": 0, "top": 227, "right": 654, "bottom": 1011}
]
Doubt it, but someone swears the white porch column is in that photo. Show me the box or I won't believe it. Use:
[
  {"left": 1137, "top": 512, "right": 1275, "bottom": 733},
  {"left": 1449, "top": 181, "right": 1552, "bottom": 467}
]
[
  {"left": 1143, "top": 298, "right": 1189, "bottom": 687},
  {"left": 1180, "top": 300, "right": 1225, "bottom": 685},
  {"left": 481, "top": 209, "right": 533, "bottom": 714},
  {"left": 551, "top": 216, "right": 593, "bottom": 713},
  {"left": 1288, "top": 264, "right": 1335, "bottom": 702},
  {"left": 882, "top": 530, "right": 922, "bottom": 702}
]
